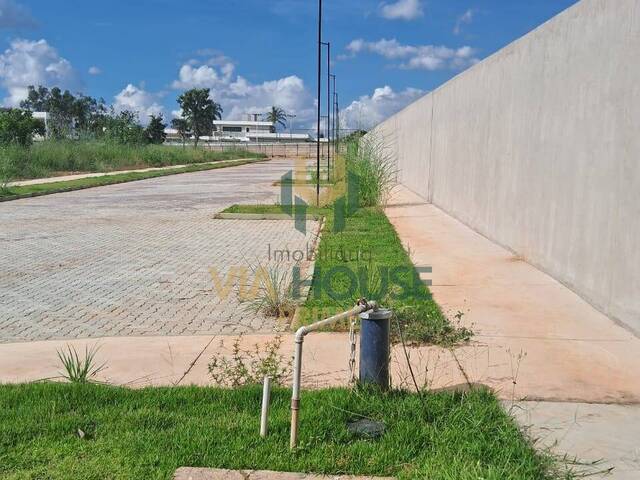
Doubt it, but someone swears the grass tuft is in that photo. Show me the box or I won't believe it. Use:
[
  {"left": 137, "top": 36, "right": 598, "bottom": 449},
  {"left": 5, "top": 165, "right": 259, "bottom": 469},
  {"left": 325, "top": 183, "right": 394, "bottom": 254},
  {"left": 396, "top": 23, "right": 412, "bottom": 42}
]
[{"left": 57, "top": 344, "right": 106, "bottom": 384}]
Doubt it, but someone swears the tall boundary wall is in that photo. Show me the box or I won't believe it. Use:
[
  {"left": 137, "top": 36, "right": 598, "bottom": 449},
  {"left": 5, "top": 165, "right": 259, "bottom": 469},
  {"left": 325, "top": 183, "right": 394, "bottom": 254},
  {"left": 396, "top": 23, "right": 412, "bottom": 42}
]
[{"left": 367, "top": 0, "right": 640, "bottom": 334}]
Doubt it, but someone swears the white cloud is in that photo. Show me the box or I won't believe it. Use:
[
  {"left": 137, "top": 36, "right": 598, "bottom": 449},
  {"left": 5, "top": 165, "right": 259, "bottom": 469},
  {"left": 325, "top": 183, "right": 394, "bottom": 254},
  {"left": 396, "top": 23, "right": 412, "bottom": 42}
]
[
  {"left": 341, "top": 85, "right": 425, "bottom": 131},
  {"left": 171, "top": 60, "right": 235, "bottom": 90},
  {"left": 171, "top": 56, "right": 315, "bottom": 127},
  {"left": 0, "top": 38, "right": 80, "bottom": 106},
  {"left": 88, "top": 66, "right": 101, "bottom": 75},
  {"left": 380, "top": 0, "right": 423, "bottom": 21},
  {"left": 113, "top": 84, "right": 164, "bottom": 123},
  {"left": 344, "top": 38, "right": 479, "bottom": 71},
  {"left": 454, "top": 9, "right": 475, "bottom": 35},
  {"left": 0, "top": 0, "right": 36, "bottom": 29}
]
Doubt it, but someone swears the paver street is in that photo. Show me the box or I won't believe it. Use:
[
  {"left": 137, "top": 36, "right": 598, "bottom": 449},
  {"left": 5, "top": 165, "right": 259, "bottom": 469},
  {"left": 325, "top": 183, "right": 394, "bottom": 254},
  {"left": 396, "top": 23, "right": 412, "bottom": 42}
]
[{"left": 0, "top": 159, "right": 317, "bottom": 343}]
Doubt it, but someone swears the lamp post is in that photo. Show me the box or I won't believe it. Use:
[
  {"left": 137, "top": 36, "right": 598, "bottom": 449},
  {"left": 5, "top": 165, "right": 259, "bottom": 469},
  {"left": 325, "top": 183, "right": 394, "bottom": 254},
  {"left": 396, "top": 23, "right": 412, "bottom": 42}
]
[
  {"left": 335, "top": 92, "right": 340, "bottom": 153},
  {"left": 321, "top": 41, "right": 331, "bottom": 182},
  {"left": 330, "top": 73, "right": 336, "bottom": 160},
  {"left": 315, "top": 0, "right": 323, "bottom": 206}
]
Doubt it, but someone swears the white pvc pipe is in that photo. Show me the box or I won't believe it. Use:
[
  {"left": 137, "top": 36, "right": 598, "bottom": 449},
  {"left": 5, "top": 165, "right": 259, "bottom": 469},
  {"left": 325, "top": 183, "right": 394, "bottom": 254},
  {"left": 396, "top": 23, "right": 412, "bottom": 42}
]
[
  {"left": 289, "top": 300, "right": 377, "bottom": 449},
  {"left": 260, "top": 376, "right": 271, "bottom": 438}
]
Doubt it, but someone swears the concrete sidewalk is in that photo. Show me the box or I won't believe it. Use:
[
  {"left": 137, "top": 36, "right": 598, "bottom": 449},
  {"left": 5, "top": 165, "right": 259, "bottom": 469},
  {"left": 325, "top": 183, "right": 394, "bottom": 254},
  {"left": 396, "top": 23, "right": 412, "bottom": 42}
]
[
  {"left": 385, "top": 186, "right": 640, "bottom": 404},
  {"left": 0, "top": 333, "right": 466, "bottom": 391},
  {"left": 385, "top": 185, "right": 640, "bottom": 479}
]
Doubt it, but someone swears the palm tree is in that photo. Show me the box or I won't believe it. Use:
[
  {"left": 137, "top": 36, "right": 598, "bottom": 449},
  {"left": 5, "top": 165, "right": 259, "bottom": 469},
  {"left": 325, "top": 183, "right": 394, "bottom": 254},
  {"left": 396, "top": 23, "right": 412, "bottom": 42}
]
[
  {"left": 265, "top": 106, "right": 287, "bottom": 132},
  {"left": 212, "top": 102, "right": 223, "bottom": 121}
]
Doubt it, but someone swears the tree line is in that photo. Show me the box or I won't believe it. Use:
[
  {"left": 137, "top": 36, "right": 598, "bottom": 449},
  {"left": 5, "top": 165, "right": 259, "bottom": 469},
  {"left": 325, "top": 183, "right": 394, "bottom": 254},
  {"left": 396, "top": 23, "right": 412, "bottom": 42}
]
[{"left": 0, "top": 84, "right": 291, "bottom": 149}]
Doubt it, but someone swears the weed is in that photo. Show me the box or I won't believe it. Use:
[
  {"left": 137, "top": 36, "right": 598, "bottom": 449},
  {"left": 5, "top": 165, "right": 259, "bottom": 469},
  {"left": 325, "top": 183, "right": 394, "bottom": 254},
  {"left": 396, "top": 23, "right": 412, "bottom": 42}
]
[
  {"left": 344, "top": 133, "right": 397, "bottom": 207},
  {"left": 56, "top": 344, "right": 106, "bottom": 384},
  {"left": 242, "top": 261, "right": 299, "bottom": 319},
  {"left": 208, "top": 335, "right": 292, "bottom": 387}
]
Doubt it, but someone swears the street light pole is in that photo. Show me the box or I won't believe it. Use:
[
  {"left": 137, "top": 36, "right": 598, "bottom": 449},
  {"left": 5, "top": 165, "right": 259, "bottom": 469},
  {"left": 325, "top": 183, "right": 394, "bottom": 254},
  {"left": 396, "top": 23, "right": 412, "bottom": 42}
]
[
  {"left": 316, "top": 0, "right": 322, "bottom": 206},
  {"left": 330, "top": 73, "right": 336, "bottom": 159},
  {"left": 335, "top": 92, "right": 340, "bottom": 153},
  {"left": 321, "top": 42, "right": 331, "bottom": 182}
]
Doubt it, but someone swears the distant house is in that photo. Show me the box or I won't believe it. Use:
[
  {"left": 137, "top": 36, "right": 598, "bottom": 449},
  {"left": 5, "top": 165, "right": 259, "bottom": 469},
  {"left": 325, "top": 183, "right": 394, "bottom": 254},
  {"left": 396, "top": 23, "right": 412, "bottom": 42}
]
[{"left": 165, "top": 114, "right": 313, "bottom": 144}]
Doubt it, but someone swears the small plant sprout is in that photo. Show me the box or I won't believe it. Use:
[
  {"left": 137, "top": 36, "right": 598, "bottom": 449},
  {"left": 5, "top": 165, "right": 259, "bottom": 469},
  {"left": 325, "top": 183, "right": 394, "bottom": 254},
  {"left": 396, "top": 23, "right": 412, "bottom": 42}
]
[{"left": 57, "top": 344, "right": 106, "bottom": 384}]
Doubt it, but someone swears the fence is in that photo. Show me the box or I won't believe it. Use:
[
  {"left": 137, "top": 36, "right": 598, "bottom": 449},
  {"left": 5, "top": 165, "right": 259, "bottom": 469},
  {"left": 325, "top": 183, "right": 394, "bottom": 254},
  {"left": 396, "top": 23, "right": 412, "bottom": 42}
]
[{"left": 167, "top": 141, "right": 332, "bottom": 159}]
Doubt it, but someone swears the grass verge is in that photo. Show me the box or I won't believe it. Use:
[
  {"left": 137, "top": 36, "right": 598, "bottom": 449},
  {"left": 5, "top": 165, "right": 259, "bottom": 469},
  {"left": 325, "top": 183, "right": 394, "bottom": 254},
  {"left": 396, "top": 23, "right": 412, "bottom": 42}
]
[
  {"left": 0, "top": 383, "right": 560, "bottom": 480},
  {"left": 220, "top": 203, "right": 470, "bottom": 346},
  {"left": 0, "top": 159, "right": 266, "bottom": 202},
  {"left": 0, "top": 140, "right": 265, "bottom": 181}
]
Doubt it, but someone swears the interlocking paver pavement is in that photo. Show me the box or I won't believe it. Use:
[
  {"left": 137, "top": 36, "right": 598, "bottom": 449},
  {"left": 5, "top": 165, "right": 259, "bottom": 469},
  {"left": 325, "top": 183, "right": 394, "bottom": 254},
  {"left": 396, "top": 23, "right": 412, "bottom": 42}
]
[{"left": 0, "top": 159, "right": 317, "bottom": 343}]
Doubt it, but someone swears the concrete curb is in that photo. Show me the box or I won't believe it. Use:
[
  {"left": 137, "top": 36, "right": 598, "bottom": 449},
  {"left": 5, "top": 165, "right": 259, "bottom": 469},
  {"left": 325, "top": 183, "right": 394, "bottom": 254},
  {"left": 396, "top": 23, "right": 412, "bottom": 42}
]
[
  {"left": 174, "top": 468, "right": 394, "bottom": 480},
  {"left": 213, "top": 212, "right": 323, "bottom": 221}
]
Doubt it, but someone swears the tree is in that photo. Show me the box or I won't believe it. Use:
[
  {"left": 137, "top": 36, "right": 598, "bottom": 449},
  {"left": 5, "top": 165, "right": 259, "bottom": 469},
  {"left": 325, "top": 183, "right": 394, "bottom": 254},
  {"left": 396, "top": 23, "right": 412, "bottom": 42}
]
[
  {"left": 176, "top": 88, "right": 222, "bottom": 148},
  {"left": 146, "top": 114, "right": 167, "bottom": 144},
  {"left": 20, "top": 85, "right": 107, "bottom": 139},
  {"left": 103, "top": 109, "right": 146, "bottom": 145},
  {"left": 265, "top": 106, "right": 287, "bottom": 132},
  {"left": 0, "top": 109, "right": 45, "bottom": 147},
  {"left": 171, "top": 118, "right": 191, "bottom": 148}
]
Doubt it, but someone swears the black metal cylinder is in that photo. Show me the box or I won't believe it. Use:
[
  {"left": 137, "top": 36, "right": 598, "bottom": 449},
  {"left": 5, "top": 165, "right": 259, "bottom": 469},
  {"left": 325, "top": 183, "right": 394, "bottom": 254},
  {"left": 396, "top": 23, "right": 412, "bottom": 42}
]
[{"left": 359, "top": 309, "right": 392, "bottom": 390}]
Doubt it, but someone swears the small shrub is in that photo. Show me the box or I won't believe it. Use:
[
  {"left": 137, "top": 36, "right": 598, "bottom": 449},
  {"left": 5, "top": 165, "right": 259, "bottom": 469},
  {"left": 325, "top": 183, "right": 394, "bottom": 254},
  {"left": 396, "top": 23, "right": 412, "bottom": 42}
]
[
  {"left": 57, "top": 344, "right": 106, "bottom": 384},
  {"left": 393, "top": 304, "right": 473, "bottom": 347},
  {"left": 208, "top": 335, "right": 292, "bottom": 387}
]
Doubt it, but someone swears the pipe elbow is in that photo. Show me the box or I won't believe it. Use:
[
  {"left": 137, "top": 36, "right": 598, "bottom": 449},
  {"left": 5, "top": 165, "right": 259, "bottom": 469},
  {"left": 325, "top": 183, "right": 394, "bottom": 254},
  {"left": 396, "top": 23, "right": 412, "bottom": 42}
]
[{"left": 294, "top": 326, "right": 309, "bottom": 343}]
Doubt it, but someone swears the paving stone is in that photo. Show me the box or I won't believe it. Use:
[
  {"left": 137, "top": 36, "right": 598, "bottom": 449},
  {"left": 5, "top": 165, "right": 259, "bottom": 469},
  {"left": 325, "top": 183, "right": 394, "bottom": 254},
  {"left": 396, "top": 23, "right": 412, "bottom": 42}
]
[{"left": 0, "top": 160, "right": 317, "bottom": 343}]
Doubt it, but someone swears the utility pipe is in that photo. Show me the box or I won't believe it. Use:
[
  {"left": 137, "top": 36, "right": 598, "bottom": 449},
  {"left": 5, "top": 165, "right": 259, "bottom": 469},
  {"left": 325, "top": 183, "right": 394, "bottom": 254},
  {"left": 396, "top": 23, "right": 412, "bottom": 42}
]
[
  {"left": 289, "top": 299, "right": 377, "bottom": 449},
  {"left": 260, "top": 376, "right": 271, "bottom": 437}
]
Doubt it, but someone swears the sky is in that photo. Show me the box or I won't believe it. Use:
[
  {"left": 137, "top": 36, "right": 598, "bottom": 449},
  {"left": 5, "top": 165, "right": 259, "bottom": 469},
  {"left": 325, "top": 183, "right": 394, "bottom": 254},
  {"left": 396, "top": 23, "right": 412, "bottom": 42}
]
[{"left": 0, "top": 0, "right": 579, "bottom": 130}]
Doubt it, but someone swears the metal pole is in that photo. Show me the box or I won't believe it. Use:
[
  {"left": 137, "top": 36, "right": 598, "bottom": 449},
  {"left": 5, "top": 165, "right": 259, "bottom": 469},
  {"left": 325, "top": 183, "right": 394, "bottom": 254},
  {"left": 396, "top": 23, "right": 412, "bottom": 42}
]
[
  {"left": 315, "top": 0, "right": 322, "bottom": 207},
  {"left": 330, "top": 74, "right": 336, "bottom": 162},
  {"left": 335, "top": 93, "right": 340, "bottom": 153},
  {"left": 322, "top": 42, "right": 331, "bottom": 182}
]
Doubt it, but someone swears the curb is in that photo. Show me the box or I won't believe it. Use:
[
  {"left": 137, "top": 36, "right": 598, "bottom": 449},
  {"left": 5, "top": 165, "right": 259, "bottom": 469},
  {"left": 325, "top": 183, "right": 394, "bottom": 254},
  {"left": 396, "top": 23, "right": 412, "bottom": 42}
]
[{"left": 213, "top": 212, "right": 323, "bottom": 221}]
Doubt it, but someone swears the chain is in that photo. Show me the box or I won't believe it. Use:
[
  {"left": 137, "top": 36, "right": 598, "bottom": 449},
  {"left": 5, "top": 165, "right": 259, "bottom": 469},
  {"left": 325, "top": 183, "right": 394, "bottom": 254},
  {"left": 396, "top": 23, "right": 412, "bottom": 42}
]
[{"left": 348, "top": 314, "right": 357, "bottom": 385}]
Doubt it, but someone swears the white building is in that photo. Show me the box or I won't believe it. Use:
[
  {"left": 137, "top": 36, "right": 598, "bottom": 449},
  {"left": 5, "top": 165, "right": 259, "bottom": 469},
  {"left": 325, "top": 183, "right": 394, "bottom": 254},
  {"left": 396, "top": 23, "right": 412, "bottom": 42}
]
[
  {"left": 166, "top": 114, "right": 313, "bottom": 144},
  {"left": 213, "top": 119, "right": 273, "bottom": 139}
]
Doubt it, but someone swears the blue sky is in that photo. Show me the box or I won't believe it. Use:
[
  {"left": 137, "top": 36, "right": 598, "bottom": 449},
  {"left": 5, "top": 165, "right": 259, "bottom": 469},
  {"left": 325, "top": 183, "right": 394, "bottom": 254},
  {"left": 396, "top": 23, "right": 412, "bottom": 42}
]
[{"left": 0, "top": 0, "right": 578, "bottom": 129}]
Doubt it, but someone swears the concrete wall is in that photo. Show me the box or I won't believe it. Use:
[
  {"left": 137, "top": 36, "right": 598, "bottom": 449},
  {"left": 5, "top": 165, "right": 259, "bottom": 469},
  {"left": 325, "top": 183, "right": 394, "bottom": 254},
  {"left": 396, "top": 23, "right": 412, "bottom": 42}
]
[{"left": 367, "top": 0, "right": 640, "bottom": 334}]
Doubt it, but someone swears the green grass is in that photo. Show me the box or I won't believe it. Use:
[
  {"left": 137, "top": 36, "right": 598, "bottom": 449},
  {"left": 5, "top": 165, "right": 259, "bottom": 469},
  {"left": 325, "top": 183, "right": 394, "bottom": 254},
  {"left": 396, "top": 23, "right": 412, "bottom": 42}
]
[
  {"left": 0, "top": 383, "right": 560, "bottom": 480},
  {"left": 0, "top": 159, "right": 266, "bottom": 201},
  {"left": 0, "top": 140, "right": 265, "bottom": 181},
  {"left": 220, "top": 203, "right": 470, "bottom": 346}
]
